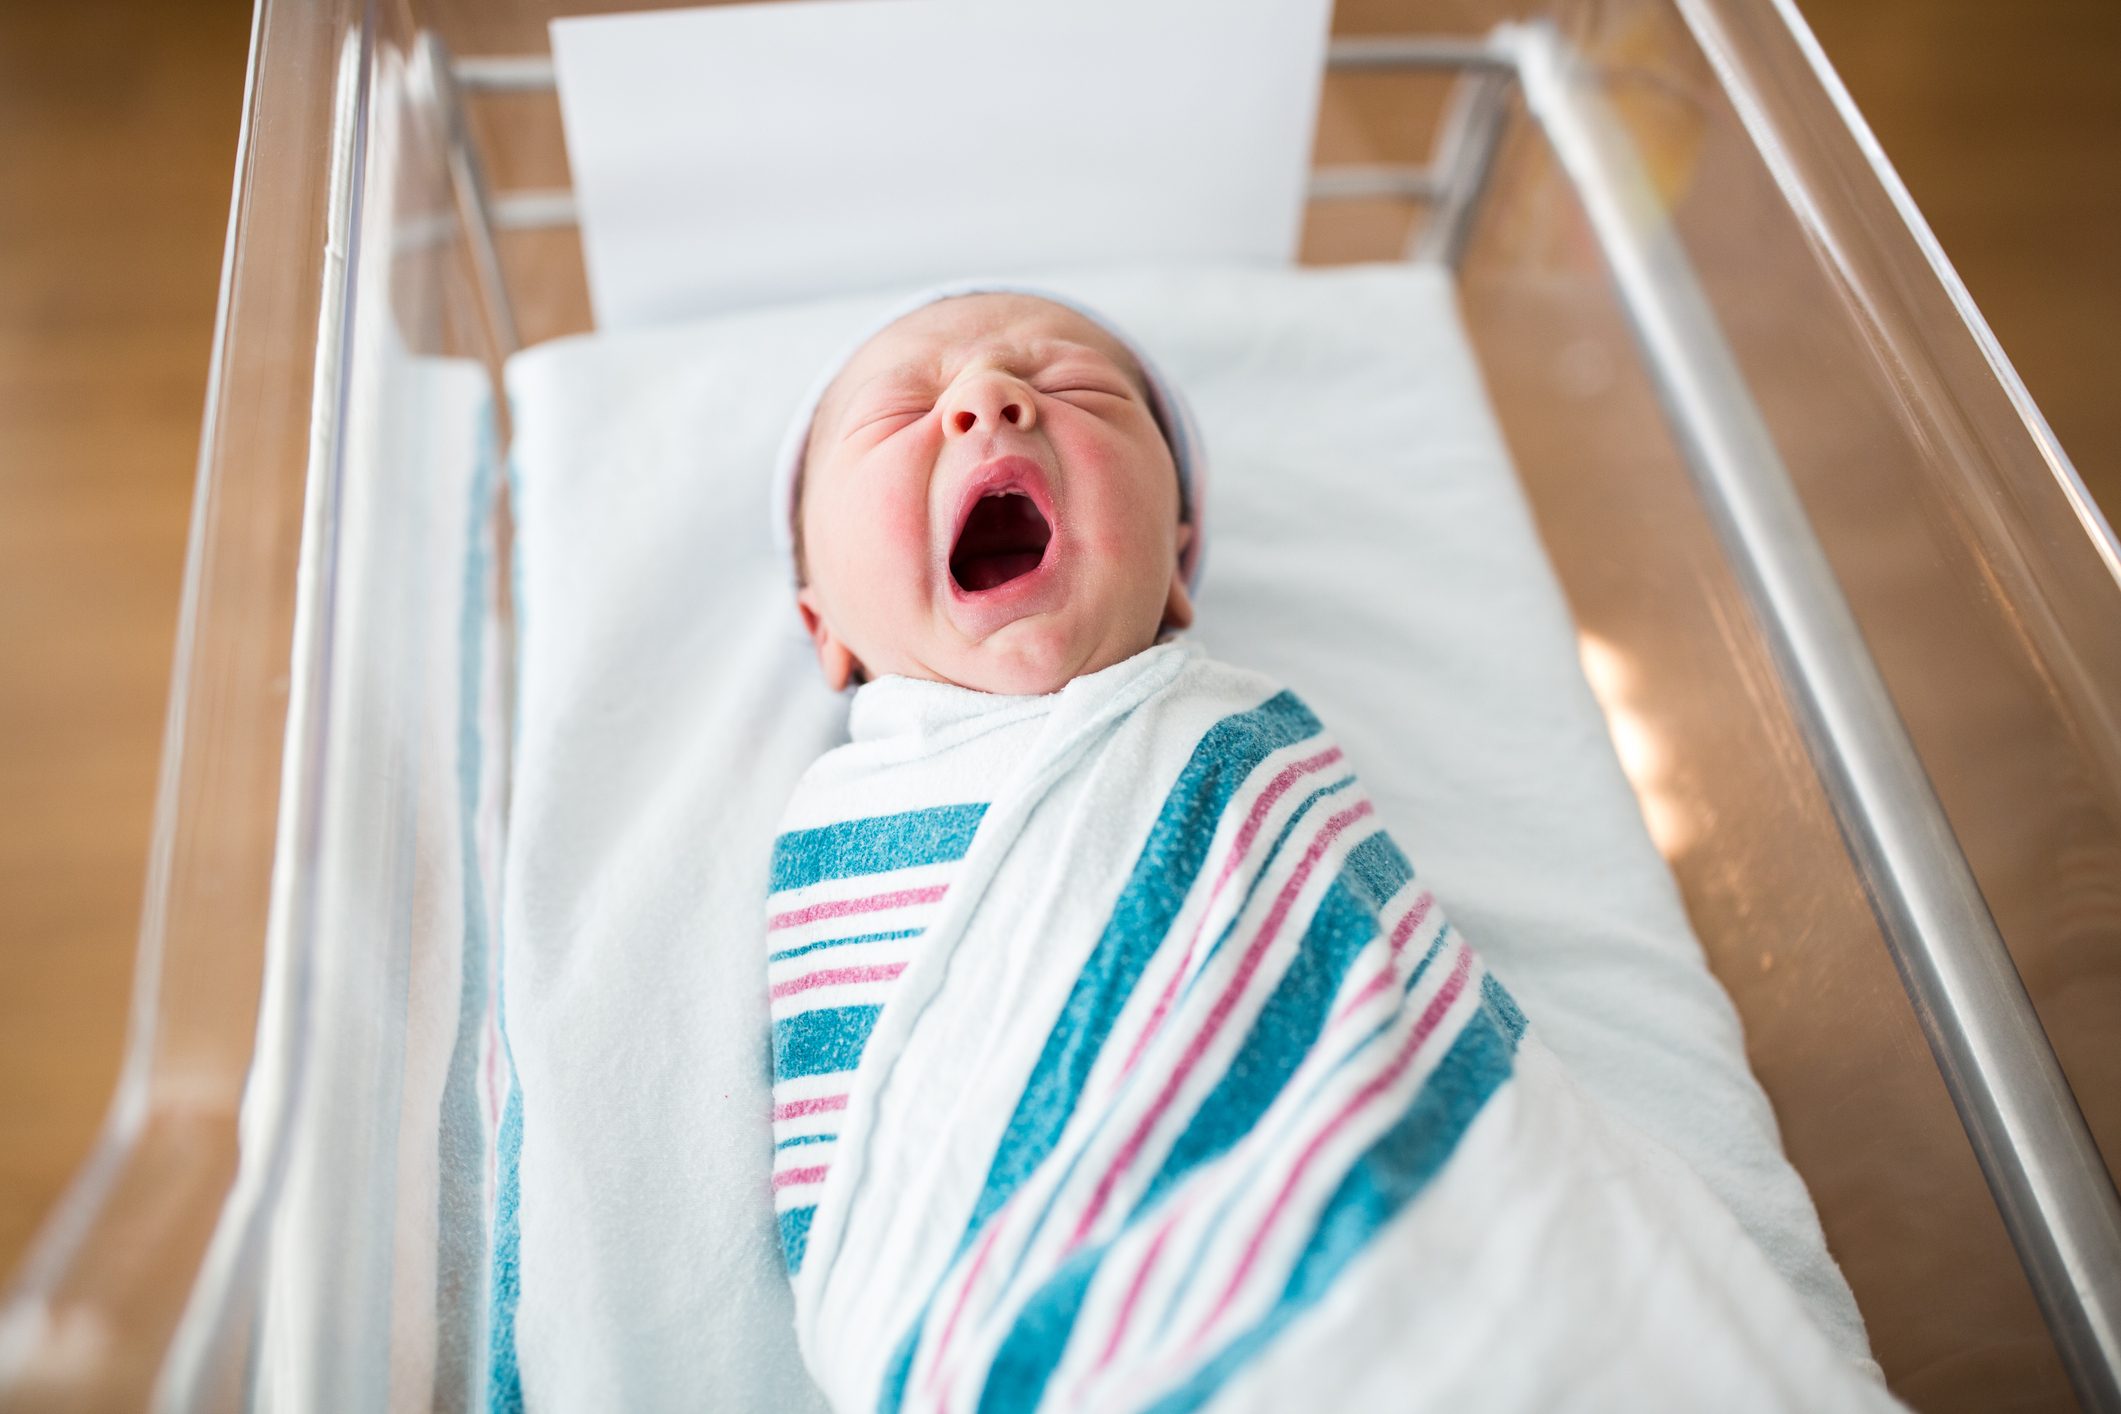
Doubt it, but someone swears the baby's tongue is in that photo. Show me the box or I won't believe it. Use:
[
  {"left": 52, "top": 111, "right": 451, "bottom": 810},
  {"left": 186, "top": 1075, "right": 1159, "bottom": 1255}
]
[{"left": 950, "top": 492, "right": 1051, "bottom": 593}]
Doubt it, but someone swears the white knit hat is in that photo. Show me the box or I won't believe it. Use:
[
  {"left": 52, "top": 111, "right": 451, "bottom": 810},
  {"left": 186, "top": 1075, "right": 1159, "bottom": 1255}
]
[{"left": 771, "top": 280, "right": 1206, "bottom": 593}]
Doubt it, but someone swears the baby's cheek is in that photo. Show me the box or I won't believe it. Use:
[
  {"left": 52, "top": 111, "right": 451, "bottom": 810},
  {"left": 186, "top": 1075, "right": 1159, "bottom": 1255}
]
[
  {"left": 1096, "top": 459, "right": 1181, "bottom": 561},
  {"left": 1074, "top": 493, "right": 1178, "bottom": 620},
  {"left": 1071, "top": 425, "right": 1171, "bottom": 512},
  {"left": 858, "top": 513, "right": 934, "bottom": 639},
  {"left": 814, "top": 479, "right": 931, "bottom": 628}
]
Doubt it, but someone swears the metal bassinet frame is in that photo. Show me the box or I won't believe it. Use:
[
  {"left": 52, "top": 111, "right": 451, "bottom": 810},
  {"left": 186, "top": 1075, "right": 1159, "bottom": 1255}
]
[{"left": 2, "top": 0, "right": 2117, "bottom": 1408}]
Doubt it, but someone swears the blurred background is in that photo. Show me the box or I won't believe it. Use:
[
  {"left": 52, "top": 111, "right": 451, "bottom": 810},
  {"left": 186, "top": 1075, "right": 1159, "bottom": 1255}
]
[{"left": 0, "top": 0, "right": 2114, "bottom": 1367}]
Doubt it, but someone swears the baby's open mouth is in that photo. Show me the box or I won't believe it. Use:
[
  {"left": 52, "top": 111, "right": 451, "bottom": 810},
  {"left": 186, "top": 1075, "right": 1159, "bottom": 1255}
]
[{"left": 949, "top": 491, "right": 1052, "bottom": 593}]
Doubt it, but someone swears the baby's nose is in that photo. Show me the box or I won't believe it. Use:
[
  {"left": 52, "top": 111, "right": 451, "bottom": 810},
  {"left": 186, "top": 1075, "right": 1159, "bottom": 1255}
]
[{"left": 940, "top": 372, "right": 1036, "bottom": 437}]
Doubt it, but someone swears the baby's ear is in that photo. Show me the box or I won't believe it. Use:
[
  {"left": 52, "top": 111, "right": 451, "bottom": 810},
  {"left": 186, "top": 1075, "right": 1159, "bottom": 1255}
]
[
  {"left": 796, "top": 588, "right": 865, "bottom": 692},
  {"left": 1162, "top": 524, "right": 1195, "bottom": 633}
]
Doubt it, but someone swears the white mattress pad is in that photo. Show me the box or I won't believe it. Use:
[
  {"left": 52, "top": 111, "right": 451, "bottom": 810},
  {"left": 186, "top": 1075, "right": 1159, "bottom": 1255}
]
[{"left": 499, "top": 262, "right": 1867, "bottom": 1409}]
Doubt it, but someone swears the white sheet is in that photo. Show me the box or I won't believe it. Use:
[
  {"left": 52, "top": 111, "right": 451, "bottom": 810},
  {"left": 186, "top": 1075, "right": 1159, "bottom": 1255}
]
[{"left": 500, "top": 262, "right": 1870, "bottom": 1410}]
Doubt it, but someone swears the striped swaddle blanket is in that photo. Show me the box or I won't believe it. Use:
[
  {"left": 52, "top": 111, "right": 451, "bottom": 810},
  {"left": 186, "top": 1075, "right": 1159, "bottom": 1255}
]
[
  {"left": 765, "top": 641, "right": 1899, "bottom": 1414},
  {"left": 768, "top": 802, "right": 985, "bottom": 1268}
]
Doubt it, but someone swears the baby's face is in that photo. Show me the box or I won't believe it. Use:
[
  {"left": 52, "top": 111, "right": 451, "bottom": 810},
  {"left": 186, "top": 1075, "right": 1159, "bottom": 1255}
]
[{"left": 795, "top": 294, "right": 1192, "bottom": 696}]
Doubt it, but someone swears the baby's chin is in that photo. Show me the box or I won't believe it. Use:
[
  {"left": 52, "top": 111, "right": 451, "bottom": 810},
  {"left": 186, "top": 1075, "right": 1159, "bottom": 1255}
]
[{"left": 942, "top": 617, "right": 1155, "bottom": 697}]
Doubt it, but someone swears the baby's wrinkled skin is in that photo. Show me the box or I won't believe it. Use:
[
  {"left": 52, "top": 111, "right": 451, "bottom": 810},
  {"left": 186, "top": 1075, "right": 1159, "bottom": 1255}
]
[{"left": 794, "top": 294, "right": 1193, "bottom": 697}]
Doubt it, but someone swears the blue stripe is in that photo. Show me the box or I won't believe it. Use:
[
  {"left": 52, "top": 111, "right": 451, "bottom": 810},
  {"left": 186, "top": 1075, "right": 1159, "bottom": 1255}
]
[
  {"left": 1152, "top": 920, "right": 1456, "bottom": 1342},
  {"left": 1141, "top": 981, "right": 1526, "bottom": 1414},
  {"left": 960, "top": 771, "right": 1361, "bottom": 1384},
  {"left": 1145, "top": 832, "right": 1411, "bottom": 1209},
  {"left": 486, "top": 1082, "right": 525, "bottom": 1413},
  {"left": 771, "top": 804, "right": 989, "bottom": 894},
  {"left": 967, "top": 694, "right": 1322, "bottom": 1234},
  {"left": 781, "top": 1205, "right": 818, "bottom": 1272},
  {"left": 768, "top": 926, "right": 922, "bottom": 965},
  {"left": 1339, "top": 831, "right": 1415, "bottom": 915},
  {"left": 774, "top": 1005, "right": 884, "bottom": 1081},
  {"left": 978, "top": 1251, "right": 1102, "bottom": 1413},
  {"left": 1407, "top": 924, "right": 1451, "bottom": 994},
  {"left": 1165, "top": 776, "right": 1358, "bottom": 1018},
  {"left": 878, "top": 691, "right": 1323, "bottom": 1414},
  {"left": 776, "top": 1132, "right": 837, "bottom": 1150},
  {"left": 1481, "top": 972, "right": 1528, "bottom": 1039},
  {"left": 973, "top": 832, "right": 1408, "bottom": 1413},
  {"left": 880, "top": 1333, "right": 920, "bottom": 1414}
]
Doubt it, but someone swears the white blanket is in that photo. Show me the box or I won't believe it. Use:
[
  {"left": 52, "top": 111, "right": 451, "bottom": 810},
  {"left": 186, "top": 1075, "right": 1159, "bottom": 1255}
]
[
  {"left": 498, "top": 263, "right": 1869, "bottom": 1408},
  {"left": 769, "top": 643, "right": 1893, "bottom": 1413}
]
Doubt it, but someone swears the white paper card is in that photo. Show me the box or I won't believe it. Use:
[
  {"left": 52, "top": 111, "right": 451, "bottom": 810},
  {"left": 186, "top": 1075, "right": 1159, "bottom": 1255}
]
[{"left": 551, "top": 0, "right": 1332, "bottom": 329}]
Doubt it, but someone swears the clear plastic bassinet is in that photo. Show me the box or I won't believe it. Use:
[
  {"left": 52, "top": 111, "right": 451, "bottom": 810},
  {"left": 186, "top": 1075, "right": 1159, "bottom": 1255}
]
[{"left": 2, "top": 0, "right": 2117, "bottom": 1410}]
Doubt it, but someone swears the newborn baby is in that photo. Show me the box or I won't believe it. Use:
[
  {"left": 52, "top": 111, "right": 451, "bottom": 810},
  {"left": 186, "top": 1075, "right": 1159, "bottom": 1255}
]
[
  {"left": 784, "top": 288, "right": 1199, "bottom": 696},
  {"left": 764, "top": 287, "right": 1898, "bottom": 1414}
]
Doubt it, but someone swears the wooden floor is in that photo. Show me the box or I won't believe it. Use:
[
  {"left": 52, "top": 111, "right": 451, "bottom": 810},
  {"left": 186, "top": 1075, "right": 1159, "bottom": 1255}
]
[
  {"left": 1798, "top": 0, "right": 2120, "bottom": 510},
  {"left": 0, "top": 0, "right": 254, "bottom": 1276},
  {"left": 0, "top": 0, "right": 2113, "bottom": 1400}
]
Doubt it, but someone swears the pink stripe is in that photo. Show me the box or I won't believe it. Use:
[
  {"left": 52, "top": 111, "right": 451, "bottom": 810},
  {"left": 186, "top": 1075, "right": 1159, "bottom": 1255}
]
[
  {"left": 1198, "top": 944, "right": 1474, "bottom": 1339},
  {"left": 483, "top": 1016, "right": 502, "bottom": 1126},
  {"left": 1115, "top": 747, "right": 1344, "bottom": 1082},
  {"left": 1387, "top": 890, "right": 1435, "bottom": 961},
  {"left": 768, "top": 884, "right": 947, "bottom": 932},
  {"left": 770, "top": 961, "right": 907, "bottom": 999},
  {"left": 772, "top": 1164, "right": 829, "bottom": 1191},
  {"left": 1088, "top": 1212, "right": 1179, "bottom": 1382},
  {"left": 924, "top": 1219, "right": 1006, "bottom": 1396},
  {"left": 1069, "top": 799, "right": 1375, "bottom": 1248},
  {"left": 1328, "top": 890, "right": 1437, "bottom": 1027},
  {"left": 1330, "top": 969, "right": 1394, "bottom": 1027},
  {"left": 772, "top": 1093, "right": 849, "bottom": 1121},
  {"left": 925, "top": 746, "right": 1347, "bottom": 1387}
]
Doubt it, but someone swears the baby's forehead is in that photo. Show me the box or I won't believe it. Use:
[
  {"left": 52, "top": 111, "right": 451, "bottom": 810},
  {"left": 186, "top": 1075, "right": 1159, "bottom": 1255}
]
[{"left": 821, "top": 295, "right": 1147, "bottom": 417}]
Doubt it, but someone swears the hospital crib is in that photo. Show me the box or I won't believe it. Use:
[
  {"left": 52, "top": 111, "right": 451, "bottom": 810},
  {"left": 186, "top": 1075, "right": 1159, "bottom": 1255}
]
[{"left": 2, "top": 0, "right": 2118, "bottom": 1409}]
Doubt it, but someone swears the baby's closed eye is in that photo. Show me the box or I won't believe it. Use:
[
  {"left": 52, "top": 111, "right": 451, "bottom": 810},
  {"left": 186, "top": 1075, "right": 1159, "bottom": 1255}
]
[
  {"left": 845, "top": 403, "right": 930, "bottom": 437},
  {"left": 1032, "top": 362, "right": 1135, "bottom": 402},
  {"left": 841, "top": 382, "right": 936, "bottom": 439},
  {"left": 1039, "top": 380, "right": 1130, "bottom": 400}
]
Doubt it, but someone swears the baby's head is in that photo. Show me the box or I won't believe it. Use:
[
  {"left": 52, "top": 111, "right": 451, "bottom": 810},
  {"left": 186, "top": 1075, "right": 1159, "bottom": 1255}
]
[{"left": 780, "top": 289, "right": 1202, "bottom": 697}]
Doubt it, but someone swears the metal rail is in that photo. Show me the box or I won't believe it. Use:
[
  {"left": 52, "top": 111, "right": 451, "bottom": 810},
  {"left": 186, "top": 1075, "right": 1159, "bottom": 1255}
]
[
  {"left": 1407, "top": 64, "right": 1512, "bottom": 265},
  {"left": 1306, "top": 164, "right": 1443, "bottom": 203},
  {"left": 419, "top": 34, "right": 521, "bottom": 355},
  {"left": 449, "top": 52, "right": 557, "bottom": 94},
  {"left": 441, "top": 37, "right": 1524, "bottom": 253},
  {"left": 448, "top": 36, "right": 1518, "bottom": 94}
]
